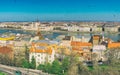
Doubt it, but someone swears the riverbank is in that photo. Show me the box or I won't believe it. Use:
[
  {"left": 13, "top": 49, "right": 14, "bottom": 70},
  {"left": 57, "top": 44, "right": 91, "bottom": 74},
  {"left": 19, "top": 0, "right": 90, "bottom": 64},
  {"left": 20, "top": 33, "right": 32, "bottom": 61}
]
[
  {"left": 0, "top": 28, "right": 120, "bottom": 34},
  {"left": 42, "top": 30, "right": 120, "bottom": 34}
]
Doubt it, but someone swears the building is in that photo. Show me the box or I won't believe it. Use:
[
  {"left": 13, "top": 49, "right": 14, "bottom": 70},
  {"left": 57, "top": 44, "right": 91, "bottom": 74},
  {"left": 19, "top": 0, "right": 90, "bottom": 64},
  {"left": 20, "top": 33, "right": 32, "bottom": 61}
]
[
  {"left": 92, "top": 45, "right": 106, "bottom": 61},
  {"left": 104, "top": 25, "right": 118, "bottom": 32},
  {"left": 71, "top": 41, "right": 92, "bottom": 61},
  {"left": 92, "top": 35, "right": 102, "bottom": 46},
  {"left": 0, "top": 46, "right": 14, "bottom": 60},
  {"left": 108, "top": 42, "right": 120, "bottom": 48},
  {"left": 29, "top": 40, "right": 58, "bottom": 66}
]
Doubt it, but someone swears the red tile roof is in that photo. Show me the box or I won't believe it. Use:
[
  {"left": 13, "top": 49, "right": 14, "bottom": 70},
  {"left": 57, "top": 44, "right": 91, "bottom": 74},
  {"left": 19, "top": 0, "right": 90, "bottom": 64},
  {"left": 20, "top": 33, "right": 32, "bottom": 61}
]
[{"left": 0, "top": 46, "right": 13, "bottom": 54}]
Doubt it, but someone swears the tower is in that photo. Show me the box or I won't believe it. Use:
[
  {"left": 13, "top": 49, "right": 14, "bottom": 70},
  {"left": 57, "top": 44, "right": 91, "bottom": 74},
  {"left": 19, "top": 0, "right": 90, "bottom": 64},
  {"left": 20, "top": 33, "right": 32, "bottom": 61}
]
[
  {"left": 36, "top": 20, "right": 44, "bottom": 40},
  {"left": 102, "top": 24, "right": 105, "bottom": 41}
]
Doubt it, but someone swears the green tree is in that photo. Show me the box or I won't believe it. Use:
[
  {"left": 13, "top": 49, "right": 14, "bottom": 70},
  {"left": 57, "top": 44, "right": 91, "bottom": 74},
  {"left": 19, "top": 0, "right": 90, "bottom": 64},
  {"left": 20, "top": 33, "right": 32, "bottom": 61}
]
[
  {"left": 51, "top": 60, "right": 61, "bottom": 74},
  {"left": 24, "top": 44, "right": 29, "bottom": 61},
  {"left": 37, "top": 63, "right": 51, "bottom": 73},
  {"left": 37, "top": 64, "right": 45, "bottom": 70},
  {"left": 21, "top": 58, "right": 30, "bottom": 68},
  {"left": 44, "top": 63, "right": 51, "bottom": 73},
  {"left": 61, "top": 57, "right": 70, "bottom": 73},
  {"left": 30, "top": 56, "right": 36, "bottom": 69}
]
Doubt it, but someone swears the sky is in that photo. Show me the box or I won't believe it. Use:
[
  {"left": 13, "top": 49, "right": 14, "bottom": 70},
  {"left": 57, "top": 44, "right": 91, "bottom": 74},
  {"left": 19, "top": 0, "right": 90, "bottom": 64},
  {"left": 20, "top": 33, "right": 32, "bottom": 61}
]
[{"left": 0, "top": 0, "right": 120, "bottom": 21}]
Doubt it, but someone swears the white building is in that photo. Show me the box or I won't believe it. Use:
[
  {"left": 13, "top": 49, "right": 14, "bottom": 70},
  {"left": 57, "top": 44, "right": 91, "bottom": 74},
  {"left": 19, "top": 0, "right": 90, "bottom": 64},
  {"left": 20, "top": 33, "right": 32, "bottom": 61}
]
[
  {"left": 93, "top": 45, "right": 106, "bottom": 61},
  {"left": 29, "top": 40, "right": 58, "bottom": 66}
]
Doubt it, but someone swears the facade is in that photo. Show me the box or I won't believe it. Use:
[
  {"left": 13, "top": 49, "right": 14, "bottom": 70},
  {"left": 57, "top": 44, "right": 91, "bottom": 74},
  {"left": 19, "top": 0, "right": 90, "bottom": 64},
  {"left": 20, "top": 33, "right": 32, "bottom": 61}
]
[
  {"left": 40, "top": 26, "right": 53, "bottom": 31},
  {"left": 22, "top": 22, "right": 40, "bottom": 31},
  {"left": 92, "top": 35, "right": 102, "bottom": 46},
  {"left": 71, "top": 41, "right": 92, "bottom": 61},
  {"left": 93, "top": 45, "right": 106, "bottom": 61},
  {"left": 29, "top": 40, "right": 58, "bottom": 66}
]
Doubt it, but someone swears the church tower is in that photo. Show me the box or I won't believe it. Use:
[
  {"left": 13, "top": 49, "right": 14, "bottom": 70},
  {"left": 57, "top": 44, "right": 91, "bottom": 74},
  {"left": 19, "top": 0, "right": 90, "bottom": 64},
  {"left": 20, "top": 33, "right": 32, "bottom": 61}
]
[{"left": 36, "top": 20, "right": 44, "bottom": 40}]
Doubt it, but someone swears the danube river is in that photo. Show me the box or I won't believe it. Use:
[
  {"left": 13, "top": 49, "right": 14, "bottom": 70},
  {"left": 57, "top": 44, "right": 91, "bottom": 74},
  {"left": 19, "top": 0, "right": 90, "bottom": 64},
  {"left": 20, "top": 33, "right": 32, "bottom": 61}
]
[
  {"left": 0, "top": 29, "right": 120, "bottom": 42},
  {"left": 44, "top": 32, "right": 120, "bottom": 42}
]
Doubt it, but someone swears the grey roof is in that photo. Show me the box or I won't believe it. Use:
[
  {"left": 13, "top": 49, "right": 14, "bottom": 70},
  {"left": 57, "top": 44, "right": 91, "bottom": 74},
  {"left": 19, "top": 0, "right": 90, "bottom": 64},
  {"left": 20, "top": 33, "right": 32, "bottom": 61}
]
[
  {"left": 36, "top": 46, "right": 46, "bottom": 50},
  {"left": 33, "top": 40, "right": 59, "bottom": 45}
]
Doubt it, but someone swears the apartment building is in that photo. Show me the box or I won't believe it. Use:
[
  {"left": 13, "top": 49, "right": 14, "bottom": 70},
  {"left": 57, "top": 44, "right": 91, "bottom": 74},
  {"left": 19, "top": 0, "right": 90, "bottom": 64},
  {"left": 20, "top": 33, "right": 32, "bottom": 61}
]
[{"left": 29, "top": 40, "right": 58, "bottom": 66}]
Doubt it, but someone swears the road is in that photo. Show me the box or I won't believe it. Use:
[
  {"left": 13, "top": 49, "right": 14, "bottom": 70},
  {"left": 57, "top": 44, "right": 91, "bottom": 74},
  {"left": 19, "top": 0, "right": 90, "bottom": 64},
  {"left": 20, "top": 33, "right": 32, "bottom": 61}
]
[{"left": 0, "top": 64, "right": 50, "bottom": 75}]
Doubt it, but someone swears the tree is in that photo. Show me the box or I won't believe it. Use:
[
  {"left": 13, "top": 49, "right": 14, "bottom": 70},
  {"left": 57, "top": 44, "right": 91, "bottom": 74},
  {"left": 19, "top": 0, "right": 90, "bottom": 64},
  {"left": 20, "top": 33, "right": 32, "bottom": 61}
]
[
  {"left": 30, "top": 56, "right": 36, "bottom": 69},
  {"left": 37, "top": 63, "right": 51, "bottom": 74},
  {"left": 104, "top": 48, "right": 120, "bottom": 75},
  {"left": 0, "top": 54, "right": 14, "bottom": 66},
  {"left": 44, "top": 63, "right": 51, "bottom": 73},
  {"left": 105, "top": 48, "right": 120, "bottom": 66},
  {"left": 67, "top": 64, "right": 78, "bottom": 75},
  {"left": 24, "top": 44, "right": 29, "bottom": 61},
  {"left": 78, "top": 61, "right": 90, "bottom": 75},
  {"left": 21, "top": 58, "right": 30, "bottom": 68},
  {"left": 37, "top": 64, "right": 45, "bottom": 70},
  {"left": 51, "top": 60, "right": 61, "bottom": 74},
  {"left": 61, "top": 57, "right": 70, "bottom": 73},
  {"left": 67, "top": 52, "right": 79, "bottom": 75}
]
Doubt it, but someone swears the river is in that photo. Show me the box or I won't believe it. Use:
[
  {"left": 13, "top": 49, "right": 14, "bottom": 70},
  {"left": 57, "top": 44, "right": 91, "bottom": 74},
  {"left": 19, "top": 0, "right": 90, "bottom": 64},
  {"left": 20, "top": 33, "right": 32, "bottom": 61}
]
[{"left": 0, "top": 29, "right": 120, "bottom": 42}]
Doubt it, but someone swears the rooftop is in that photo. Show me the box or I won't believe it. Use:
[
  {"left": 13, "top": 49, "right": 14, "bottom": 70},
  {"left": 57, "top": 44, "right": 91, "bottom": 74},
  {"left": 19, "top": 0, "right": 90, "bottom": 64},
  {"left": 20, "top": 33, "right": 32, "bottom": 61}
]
[
  {"left": 108, "top": 42, "right": 120, "bottom": 48},
  {"left": 0, "top": 46, "right": 13, "bottom": 54},
  {"left": 30, "top": 47, "right": 53, "bottom": 54},
  {"left": 71, "top": 41, "right": 92, "bottom": 47},
  {"left": 32, "top": 40, "right": 59, "bottom": 45}
]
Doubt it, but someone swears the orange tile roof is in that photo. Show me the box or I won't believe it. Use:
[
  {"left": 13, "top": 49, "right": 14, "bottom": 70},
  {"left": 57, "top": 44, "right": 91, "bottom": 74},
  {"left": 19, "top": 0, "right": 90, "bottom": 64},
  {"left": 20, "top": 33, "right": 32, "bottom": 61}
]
[
  {"left": 72, "top": 47, "right": 83, "bottom": 51},
  {"left": 71, "top": 41, "right": 92, "bottom": 47},
  {"left": 108, "top": 42, "right": 120, "bottom": 48},
  {"left": 32, "top": 42, "right": 48, "bottom": 47},
  {"left": 30, "top": 46, "right": 53, "bottom": 55}
]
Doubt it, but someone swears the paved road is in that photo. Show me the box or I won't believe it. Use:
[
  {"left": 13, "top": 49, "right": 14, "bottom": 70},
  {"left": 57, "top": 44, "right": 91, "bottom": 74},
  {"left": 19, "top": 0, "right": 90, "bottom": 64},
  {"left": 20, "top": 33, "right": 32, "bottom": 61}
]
[{"left": 0, "top": 64, "right": 50, "bottom": 75}]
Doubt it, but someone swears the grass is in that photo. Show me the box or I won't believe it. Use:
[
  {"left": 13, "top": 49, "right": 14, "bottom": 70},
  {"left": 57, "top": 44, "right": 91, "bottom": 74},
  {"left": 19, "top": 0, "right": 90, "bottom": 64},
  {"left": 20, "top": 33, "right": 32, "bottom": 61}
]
[
  {"left": 88, "top": 64, "right": 108, "bottom": 71},
  {"left": 100, "top": 64, "right": 109, "bottom": 69},
  {"left": 0, "top": 72, "right": 7, "bottom": 75}
]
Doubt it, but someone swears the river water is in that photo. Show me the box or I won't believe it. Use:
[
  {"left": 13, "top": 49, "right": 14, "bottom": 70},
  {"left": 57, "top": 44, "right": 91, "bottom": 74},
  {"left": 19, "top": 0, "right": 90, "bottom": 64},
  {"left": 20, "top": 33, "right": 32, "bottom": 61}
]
[
  {"left": 44, "top": 32, "right": 120, "bottom": 42},
  {"left": 0, "top": 29, "right": 120, "bottom": 42}
]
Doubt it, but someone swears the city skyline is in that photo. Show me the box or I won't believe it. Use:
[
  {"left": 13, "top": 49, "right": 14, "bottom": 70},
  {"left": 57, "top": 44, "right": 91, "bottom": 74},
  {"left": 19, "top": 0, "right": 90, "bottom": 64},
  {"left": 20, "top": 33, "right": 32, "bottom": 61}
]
[{"left": 0, "top": 0, "right": 120, "bottom": 21}]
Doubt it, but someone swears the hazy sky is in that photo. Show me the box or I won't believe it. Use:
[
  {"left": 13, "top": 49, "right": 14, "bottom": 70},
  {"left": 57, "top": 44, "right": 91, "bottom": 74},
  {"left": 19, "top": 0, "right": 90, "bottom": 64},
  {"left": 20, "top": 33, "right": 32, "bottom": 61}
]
[{"left": 0, "top": 0, "right": 120, "bottom": 21}]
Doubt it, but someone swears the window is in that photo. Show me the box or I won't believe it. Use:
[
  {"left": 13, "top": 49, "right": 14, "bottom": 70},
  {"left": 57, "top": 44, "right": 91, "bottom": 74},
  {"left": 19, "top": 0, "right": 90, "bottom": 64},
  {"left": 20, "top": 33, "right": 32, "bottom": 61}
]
[
  {"left": 49, "top": 55, "right": 51, "bottom": 58},
  {"left": 49, "top": 60, "right": 52, "bottom": 63},
  {"left": 38, "top": 62, "right": 40, "bottom": 64},
  {"left": 38, "top": 55, "right": 40, "bottom": 57}
]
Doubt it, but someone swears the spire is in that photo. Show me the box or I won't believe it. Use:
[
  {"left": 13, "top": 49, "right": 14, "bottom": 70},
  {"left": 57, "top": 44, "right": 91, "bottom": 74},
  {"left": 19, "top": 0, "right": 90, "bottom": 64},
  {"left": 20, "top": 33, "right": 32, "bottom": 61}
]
[{"left": 35, "top": 20, "right": 44, "bottom": 40}]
